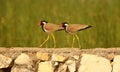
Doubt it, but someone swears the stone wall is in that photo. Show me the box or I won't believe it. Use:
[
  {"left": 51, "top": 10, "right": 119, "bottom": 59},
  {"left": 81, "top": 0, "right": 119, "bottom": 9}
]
[{"left": 0, "top": 47, "right": 120, "bottom": 72}]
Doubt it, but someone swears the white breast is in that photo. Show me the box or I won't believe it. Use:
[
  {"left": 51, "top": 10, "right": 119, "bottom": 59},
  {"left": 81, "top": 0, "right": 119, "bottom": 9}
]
[{"left": 43, "top": 24, "right": 48, "bottom": 32}]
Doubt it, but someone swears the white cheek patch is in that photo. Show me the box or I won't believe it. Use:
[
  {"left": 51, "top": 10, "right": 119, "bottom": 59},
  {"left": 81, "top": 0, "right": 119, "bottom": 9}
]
[
  {"left": 43, "top": 24, "right": 48, "bottom": 32},
  {"left": 65, "top": 24, "right": 68, "bottom": 26},
  {"left": 42, "top": 22, "right": 47, "bottom": 24}
]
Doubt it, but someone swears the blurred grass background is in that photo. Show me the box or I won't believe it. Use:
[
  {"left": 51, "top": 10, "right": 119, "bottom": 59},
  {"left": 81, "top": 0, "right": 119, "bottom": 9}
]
[{"left": 0, "top": 0, "right": 120, "bottom": 48}]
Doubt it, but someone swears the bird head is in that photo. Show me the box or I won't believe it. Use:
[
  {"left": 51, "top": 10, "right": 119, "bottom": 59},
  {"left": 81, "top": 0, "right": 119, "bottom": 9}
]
[
  {"left": 62, "top": 22, "right": 69, "bottom": 28},
  {"left": 40, "top": 20, "right": 48, "bottom": 26}
]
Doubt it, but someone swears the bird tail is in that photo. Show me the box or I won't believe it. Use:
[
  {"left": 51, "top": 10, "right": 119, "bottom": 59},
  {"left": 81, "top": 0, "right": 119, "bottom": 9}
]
[
  {"left": 57, "top": 25, "right": 64, "bottom": 31},
  {"left": 86, "top": 25, "right": 92, "bottom": 29},
  {"left": 79, "top": 25, "right": 92, "bottom": 31}
]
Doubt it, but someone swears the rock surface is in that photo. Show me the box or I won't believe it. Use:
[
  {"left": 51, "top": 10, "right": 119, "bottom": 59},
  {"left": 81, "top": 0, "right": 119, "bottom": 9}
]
[
  {"left": 0, "top": 54, "right": 12, "bottom": 68},
  {"left": 11, "top": 67, "right": 34, "bottom": 72},
  {"left": 66, "top": 60, "right": 76, "bottom": 72},
  {"left": 36, "top": 52, "right": 50, "bottom": 60},
  {"left": 112, "top": 55, "right": 120, "bottom": 72},
  {"left": 11, "top": 53, "right": 34, "bottom": 72},
  {"left": 78, "top": 54, "right": 112, "bottom": 72},
  {"left": 72, "top": 55, "right": 80, "bottom": 60},
  {"left": 58, "top": 64, "right": 67, "bottom": 72},
  {"left": 38, "top": 61, "right": 54, "bottom": 72},
  {"left": 14, "top": 53, "right": 32, "bottom": 65},
  {"left": 52, "top": 54, "right": 67, "bottom": 62}
]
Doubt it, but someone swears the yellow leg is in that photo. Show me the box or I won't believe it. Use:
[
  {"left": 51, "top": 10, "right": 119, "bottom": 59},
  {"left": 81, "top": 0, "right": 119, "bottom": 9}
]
[
  {"left": 72, "top": 35, "right": 75, "bottom": 48},
  {"left": 51, "top": 33, "right": 56, "bottom": 48},
  {"left": 74, "top": 34, "right": 81, "bottom": 48},
  {"left": 40, "top": 35, "right": 50, "bottom": 47}
]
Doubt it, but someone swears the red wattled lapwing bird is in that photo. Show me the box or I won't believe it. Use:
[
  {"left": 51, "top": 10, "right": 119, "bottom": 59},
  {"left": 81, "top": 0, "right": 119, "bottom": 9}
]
[
  {"left": 39, "top": 20, "right": 64, "bottom": 48},
  {"left": 62, "top": 22, "right": 92, "bottom": 48}
]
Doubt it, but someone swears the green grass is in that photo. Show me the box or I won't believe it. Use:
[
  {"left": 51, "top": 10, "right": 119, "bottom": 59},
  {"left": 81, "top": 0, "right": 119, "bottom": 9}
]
[{"left": 0, "top": 0, "right": 120, "bottom": 48}]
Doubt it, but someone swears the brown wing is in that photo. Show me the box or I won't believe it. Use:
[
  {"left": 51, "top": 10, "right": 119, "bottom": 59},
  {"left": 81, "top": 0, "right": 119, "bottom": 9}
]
[
  {"left": 67, "top": 24, "right": 91, "bottom": 33},
  {"left": 45, "top": 23, "right": 64, "bottom": 33}
]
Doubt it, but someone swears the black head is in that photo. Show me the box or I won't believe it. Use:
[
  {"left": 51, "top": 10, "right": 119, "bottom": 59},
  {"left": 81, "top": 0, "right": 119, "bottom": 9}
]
[
  {"left": 40, "top": 20, "right": 48, "bottom": 26},
  {"left": 62, "top": 22, "right": 69, "bottom": 27}
]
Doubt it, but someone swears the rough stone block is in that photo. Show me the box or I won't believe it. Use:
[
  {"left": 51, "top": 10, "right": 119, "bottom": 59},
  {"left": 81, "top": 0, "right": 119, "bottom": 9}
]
[
  {"left": 14, "top": 53, "right": 32, "bottom": 65},
  {"left": 36, "top": 52, "right": 50, "bottom": 60},
  {"left": 38, "top": 61, "right": 54, "bottom": 72},
  {"left": 0, "top": 54, "right": 12, "bottom": 68},
  {"left": 66, "top": 60, "right": 76, "bottom": 72},
  {"left": 78, "top": 54, "right": 112, "bottom": 72},
  {"left": 113, "top": 55, "right": 120, "bottom": 72},
  {"left": 52, "top": 54, "right": 67, "bottom": 62}
]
